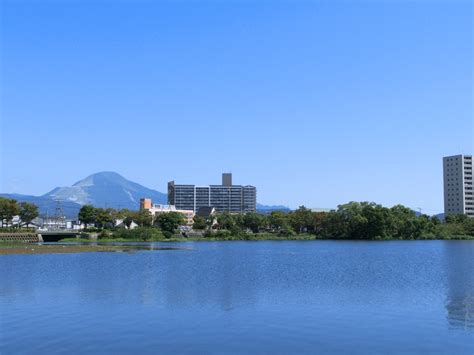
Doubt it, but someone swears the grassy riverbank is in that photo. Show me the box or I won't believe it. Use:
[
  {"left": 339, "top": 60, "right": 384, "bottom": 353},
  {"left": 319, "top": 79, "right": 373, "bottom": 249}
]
[
  {"left": 57, "top": 232, "right": 474, "bottom": 243},
  {"left": 0, "top": 242, "right": 186, "bottom": 255},
  {"left": 58, "top": 233, "right": 317, "bottom": 243},
  {"left": 1, "top": 235, "right": 473, "bottom": 255}
]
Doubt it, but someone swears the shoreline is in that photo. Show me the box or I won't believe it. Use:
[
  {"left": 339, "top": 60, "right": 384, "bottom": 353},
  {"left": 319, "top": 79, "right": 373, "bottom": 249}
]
[
  {"left": 57, "top": 234, "right": 474, "bottom": 243},
  {"left": 2, "top": 236, "right": 474, "bottom": 255},
  {"left": 0, "top": 243, "right": 187, "bottom": 255}
]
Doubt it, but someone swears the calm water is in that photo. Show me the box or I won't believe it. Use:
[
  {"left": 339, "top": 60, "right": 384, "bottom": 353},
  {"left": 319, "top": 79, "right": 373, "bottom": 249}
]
[{"left": 1, "top": 241, "right": 473, "bottom": 354}]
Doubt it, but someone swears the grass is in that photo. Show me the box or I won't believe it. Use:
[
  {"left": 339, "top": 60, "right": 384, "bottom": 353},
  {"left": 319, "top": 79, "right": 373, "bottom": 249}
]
[
  {"left": 58, "top": 232, "right": 474, "bottom": 243},
  {"left": 0, "top": 241, "right": 189, "bottom": 255},
  {"left": 58, "top": 233, "right": 319, "bottom": 243},
  {"left": 58, "top": 237, "right": 165, "bottom": 243},
  {"left": 0, "top": 244, "right": 150, "bottom": 255}
]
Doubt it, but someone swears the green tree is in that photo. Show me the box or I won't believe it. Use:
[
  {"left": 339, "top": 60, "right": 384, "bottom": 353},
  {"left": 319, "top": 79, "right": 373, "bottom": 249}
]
[
  {"left": 336, "top": 202, "right": 368, "bottom": 239},
  {"left": 114, "top": 227, "right": 164, "bottom": 240},
  {"left": 95, "top": 208, "right": 114, "bottom": 229},
  {"left": 193, "top": 215, "right": 207, "bottom": 230},
  {"left": 216, "top": 212, "right": 236, "bottom": 230},
  {"left": 78, "top": 205, "right": 98, "bottom": 227},
  {"left": 155, "top": 212, "right": 185, "bottom": 238},
  {"left": 431, "top": 216, "right": 441, "bottom": 225},
  {"left": 269, "top": 211, "right": 284, "bottom": 229},
  {"left": 390, "top": 205, "right": 420, "bottom": 239},
  {"left": 321, "top": 211, "right": 347, "bottom": 238},
  {"left": 463, "top": 218, "right": 474, "bottom": 236},
  {"left": 242, "top": 212, "right": 266, "bottom": 233},
  {"left": 288, "top": 206, "right": 313, "bottom": 233},
  {"left": 311, "top": 212, "right": 327, "bottom": 235},
  {"left": 115, "top": 208, "right": 131, "bottom": 219},
  {"left": 269, "top": 211, "right": 290, "bottom": 232},
  {"left": 438, "top": 214, "right": 474, "bottom": 237},
  {"left": 0, "top": 197, "right": 20, "bottom": 228},
  {"left": 134, "top": 209, "right": 153, "bottom": 227},
  {"left": 360, "top": 202, "right": 392, "bottom": 239},
  {"left": 445, "top": 214, "right": 468, "bottom": 224},
  {"left": 19, "top": 202, "right": 39, "bottom": 228}
]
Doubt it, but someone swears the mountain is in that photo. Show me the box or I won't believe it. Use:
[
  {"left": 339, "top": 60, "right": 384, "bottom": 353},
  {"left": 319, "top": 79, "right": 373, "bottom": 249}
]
[
  {"left": 256, "top": 203, "right": 291, "bottom": 213},
  {"left": 43, "top": 171, "right": 167, "bottom": 210},
  {"left": 1, "top": 172, "right": 167, "bottom": 219}
]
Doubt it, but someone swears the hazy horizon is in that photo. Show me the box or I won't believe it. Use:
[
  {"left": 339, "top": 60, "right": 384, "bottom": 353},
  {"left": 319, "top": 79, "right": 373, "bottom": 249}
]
[{"left": 1, "top": 0, "right": 473, "bottom": 213}]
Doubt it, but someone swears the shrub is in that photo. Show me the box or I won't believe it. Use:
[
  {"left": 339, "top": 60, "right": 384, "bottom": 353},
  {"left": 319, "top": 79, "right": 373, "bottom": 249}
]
[
  {"left": 162, "top": 231, "right": 173, "bottom": 239},
  {"left": 98, "top": 230, "right": 111, "bottom": 239},
  {"left": 113, "top": 227, "right": 163, "bottom": 241}
]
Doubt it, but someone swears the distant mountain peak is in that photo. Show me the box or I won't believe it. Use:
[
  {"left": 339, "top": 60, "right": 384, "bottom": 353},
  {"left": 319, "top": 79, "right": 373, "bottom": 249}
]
[
  {"left": 42, "top": 171, "right": 167, "bottom": 210},
  {"left": 73, "top": 171, "right": 128, "bottom": 187}
]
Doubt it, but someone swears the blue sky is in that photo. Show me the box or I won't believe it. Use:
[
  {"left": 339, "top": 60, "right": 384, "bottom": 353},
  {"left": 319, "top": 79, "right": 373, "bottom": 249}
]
[{"left": 1, "top": 0, "right": 472, "bottom": 213}]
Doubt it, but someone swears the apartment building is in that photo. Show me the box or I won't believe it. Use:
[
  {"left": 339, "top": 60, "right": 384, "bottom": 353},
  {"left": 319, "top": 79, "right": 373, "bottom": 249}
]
[
  {"left": 443, "top": 154, "right": 473, "bottom": 217},
  {"left": 168, "top": 173, "right": 257, "bottom": 213}
]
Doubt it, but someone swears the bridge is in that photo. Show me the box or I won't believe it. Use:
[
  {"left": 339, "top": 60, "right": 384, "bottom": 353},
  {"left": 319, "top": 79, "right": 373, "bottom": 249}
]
[
  {"left": 0, "top": 230, "right": 81, "bottom": 243},
  {"left": 37, "top": 230, "right": 81, "bottom": 242}
]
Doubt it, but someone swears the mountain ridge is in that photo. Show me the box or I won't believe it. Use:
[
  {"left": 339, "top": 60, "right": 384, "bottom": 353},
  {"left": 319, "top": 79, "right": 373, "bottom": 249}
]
[{"left": 42, "top": 171, "right": 168, "bottom": 209}]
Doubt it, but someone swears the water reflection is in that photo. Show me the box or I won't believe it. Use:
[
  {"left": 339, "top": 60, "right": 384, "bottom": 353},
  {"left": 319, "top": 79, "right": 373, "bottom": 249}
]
[
  {"left": 444, "top": 241, "right": 474, "bottom": 329},
  {"left": 159, "top": 244, "right": 259, "bottom": 311},
  {"left": 48, "top": 244, "right": 260, "bottom": 311},
  {"left": 2, "top": 241, "right": 474, "bottom": 354}
]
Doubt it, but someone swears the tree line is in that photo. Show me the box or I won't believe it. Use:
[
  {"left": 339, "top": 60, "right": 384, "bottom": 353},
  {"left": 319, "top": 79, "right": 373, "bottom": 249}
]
[
  {"left": 4, "top": 197, "right": 470, "bottom": 239},
  {"left": 79, "top": 201, "right": 474, "bottom": 240},
  {"left": 0, "top": 197, "right": 39, "bottom": 228},
  {"left": 78, "top": 205, "right": 184, "bottom": 238},
  {"left": 197, "top": 202, "right": 473, "bottom": 239}
]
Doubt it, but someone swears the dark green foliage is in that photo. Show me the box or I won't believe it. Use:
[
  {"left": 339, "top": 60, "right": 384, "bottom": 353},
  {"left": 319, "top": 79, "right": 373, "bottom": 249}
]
[
  {"left": 300, "top": 203, "right": 472, "bottom": 240},
  {"left": 98, "top": 230, "right": 111, "bottom": 239},
  {"left": 95, "top": 208, "right": 114, "bottom": 229},
  {"left": 78, "top": 205, "right": 98, "bottom": 226},
  {"left": 0, "top": 197, "right": 20, "bottom": 227},
  {"left": 18, "top": 202, "right": 39, "bottom": 228},
  {"left": 78, "top": 206, "right": 154, "bottom": 229},
  {"left": 193, "top": 215, "right": 207, "bottom": 230},
  {"left": 155, "top": 212, "right": 185, "bottom": 236},
  {"left": 288, "top": 206, "right": 314, "bottom": 233},
  {"left": 78, "top": 205, "right": 115, "bottom": 229},
  {"left": 76, "top": 202, "right": 473, "bottom": 240},
  {"left": 0, "top": 198, "right": 40, "bottom": 228},
  {"left": 269, "top": 211, "right": 288, "bottom": 231},
  {"left": 133, "top": 209, "right": 153, "bottom": 227},
  {"left": 195, "top": 204, "right": 474, "bottom": 240},
  {"left": 242, "top": 212, "right": 266, "bottom": 233},
  {"left": 216, "top": 212, "right": 236, "bottom": 230},
  {"left": 113, "top": 227, "right": 163, "bottom": 241},
  {"left": 437, "top": 215, "right": 474, "bottom": 237}
]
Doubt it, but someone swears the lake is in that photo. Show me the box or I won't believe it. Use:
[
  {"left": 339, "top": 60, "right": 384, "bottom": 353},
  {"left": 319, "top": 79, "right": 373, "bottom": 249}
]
[{"left": 1, "top": 241, "right": 473, "bottom": 354}]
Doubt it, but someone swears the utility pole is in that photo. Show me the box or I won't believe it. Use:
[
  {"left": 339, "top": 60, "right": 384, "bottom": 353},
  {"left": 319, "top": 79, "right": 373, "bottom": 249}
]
[{"left": 54, "top": 199, "right": 66, "bottom": 230}]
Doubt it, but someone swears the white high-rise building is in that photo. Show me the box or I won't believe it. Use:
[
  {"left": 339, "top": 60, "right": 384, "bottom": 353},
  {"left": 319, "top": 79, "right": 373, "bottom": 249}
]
[{"left": 443, "top": 154, "right": 473, "bottom": 217}]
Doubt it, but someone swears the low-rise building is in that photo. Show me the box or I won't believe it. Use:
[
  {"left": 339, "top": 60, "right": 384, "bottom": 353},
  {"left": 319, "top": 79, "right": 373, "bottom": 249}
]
[
  {"left": 196, "top": 206, "right": 217, "bottom": 218},
  {"left": 140, "top": 198, "right": 195, "bottom": 225},
  {"left": 115, "top": 219, "right": 139, "bottom": 230}
]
